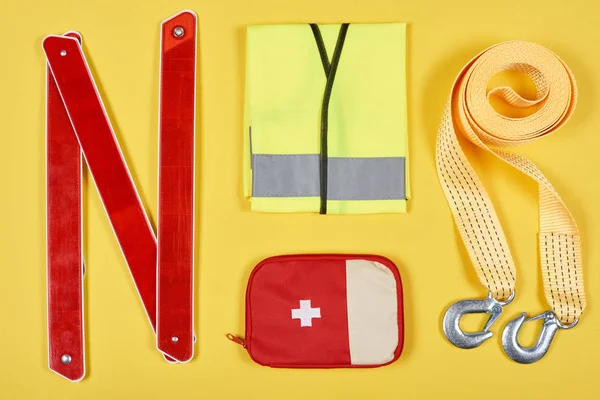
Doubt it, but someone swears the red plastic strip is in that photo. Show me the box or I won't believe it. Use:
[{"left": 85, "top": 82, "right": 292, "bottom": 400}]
[
  {"left": 46, "top": 31, "right": 85, "bottom": 382},
  {"left": 42, "top": 35, "right": 158, "bottom": 332},
  {"left": 156, "top": 10, "right": 197, "bottom": 363}
]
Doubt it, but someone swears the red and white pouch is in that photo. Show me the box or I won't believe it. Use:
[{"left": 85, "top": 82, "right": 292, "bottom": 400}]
[{"left": 227, "top": 254, "right": 404, "bottom": 367}]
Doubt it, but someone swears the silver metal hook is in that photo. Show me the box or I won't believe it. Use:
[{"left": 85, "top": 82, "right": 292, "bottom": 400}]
[
  {"left": 501, "top": 310, "right": 578, "bottom": 364},
  {"left": 443, "top": 291, "right": 514, "bottom": 349}
]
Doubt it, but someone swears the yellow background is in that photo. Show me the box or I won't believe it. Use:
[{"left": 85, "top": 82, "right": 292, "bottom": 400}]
[{"left": 1, "top": 0, "right": 599, "bottom": 398}]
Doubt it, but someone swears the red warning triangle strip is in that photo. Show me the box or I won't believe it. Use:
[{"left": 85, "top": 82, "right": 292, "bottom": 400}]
[
  {"left": 44, "top": 11, "right": 197, "bottom": 381},
  {"left": 46, "top": 30, "right": 86, "bottom": 382},
  {"left": 156, "top": 11, "right": 197, "bottom": 363}
]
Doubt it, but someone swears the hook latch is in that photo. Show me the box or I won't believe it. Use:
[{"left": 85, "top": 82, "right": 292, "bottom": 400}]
[
  {"left": 443, "top": 291, "right": 514, "bottom": 349},
  {"left": 501, "top": 310, "right": 578, "bottom": 364}
]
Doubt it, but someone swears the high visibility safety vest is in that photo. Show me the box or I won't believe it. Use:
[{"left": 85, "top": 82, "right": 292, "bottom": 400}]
[{"left": 244, "top": 23, "right": 409, "bottom": 214}]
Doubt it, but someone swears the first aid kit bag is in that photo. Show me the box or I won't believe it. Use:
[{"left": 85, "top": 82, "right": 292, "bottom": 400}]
[{"left": 227, "top": 254, "right": 404, "bottom": 368}]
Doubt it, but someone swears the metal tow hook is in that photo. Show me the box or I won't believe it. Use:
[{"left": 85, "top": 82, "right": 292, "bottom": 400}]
[
  {"left": 443, "top": 291, "right": 515, "bottom": 349},
  {"left": 502, "top": 310, "right": 578, "bottom": 364}
]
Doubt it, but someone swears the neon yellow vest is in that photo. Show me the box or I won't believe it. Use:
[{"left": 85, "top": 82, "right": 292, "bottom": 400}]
[{"left": 244, "top": 23, "right": 409, "bottom": 214}]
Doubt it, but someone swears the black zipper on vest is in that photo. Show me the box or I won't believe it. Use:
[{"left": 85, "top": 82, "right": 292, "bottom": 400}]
[{"left": 309, "top": 23, "right": 349, "bottom": 214}]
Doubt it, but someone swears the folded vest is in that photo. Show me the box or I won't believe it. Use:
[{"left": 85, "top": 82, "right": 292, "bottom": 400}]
[{"left": 244, "top": 23, "right": 409, "bottom": 214}]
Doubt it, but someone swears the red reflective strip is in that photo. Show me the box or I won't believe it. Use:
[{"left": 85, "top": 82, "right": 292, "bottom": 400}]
[
  {"left": 46, "top": 32, "right": 84, "bottom": 382},
  {"left": 43, "top": 36, "right": 158, "bottom": 330},
  {"left": 156, "top": 10, "right": 197, "bottom": 363}
]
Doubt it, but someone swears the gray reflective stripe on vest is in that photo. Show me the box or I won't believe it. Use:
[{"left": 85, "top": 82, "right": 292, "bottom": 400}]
[
  {"left": 252, "top": 154, "right": 320, "bottom": 197},
  {"left": 252, "top": 154, "right": 406, "bottom": 200}
]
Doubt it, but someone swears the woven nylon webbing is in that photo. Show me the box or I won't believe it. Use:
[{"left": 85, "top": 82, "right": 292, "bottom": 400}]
[{"left": 436, "top": 40, "right": 585, "bottom": 324}]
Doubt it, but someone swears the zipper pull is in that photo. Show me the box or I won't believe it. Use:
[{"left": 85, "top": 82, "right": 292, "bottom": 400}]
[{"left": 226, "top": 333, "right": 246, "bottom": 348}]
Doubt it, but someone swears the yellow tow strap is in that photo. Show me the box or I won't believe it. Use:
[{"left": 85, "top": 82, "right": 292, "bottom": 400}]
[{"left": 437, "top": 40, "right": 585, "bottom": 325}]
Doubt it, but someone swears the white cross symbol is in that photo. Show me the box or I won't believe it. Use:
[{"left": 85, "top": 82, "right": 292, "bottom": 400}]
[{"left": 291, "top": 300, "right": 321, "bottom": 327}]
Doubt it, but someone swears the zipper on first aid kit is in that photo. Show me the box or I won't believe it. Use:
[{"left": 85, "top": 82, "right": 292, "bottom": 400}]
[{"left": 226, "top": 333, "right": 246, "bottom": 348}]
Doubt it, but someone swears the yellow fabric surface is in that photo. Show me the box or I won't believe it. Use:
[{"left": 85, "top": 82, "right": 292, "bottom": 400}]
[
  {"left": 2, "top": 1, "right": 600, "bottom": 399},
  {"left": 244, "top": 23, "right": 409, "bottom": 214},
  {"left": 436, "top": 41, "right": 584, "bottom": 324}
]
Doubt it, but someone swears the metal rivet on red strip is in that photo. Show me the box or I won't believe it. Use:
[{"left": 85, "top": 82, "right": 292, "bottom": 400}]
[
  {"left": 60, "top": 50, "right": 67, "bottom": 56},
  {"left": 171, "top": 336, "right": 179, "bottom": 343},
  {"left": 61, "top": 354, "right": 72, "bottom": 364},
  {"left": 173, "top": 26, "right": 185, "bottom": 38}
]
